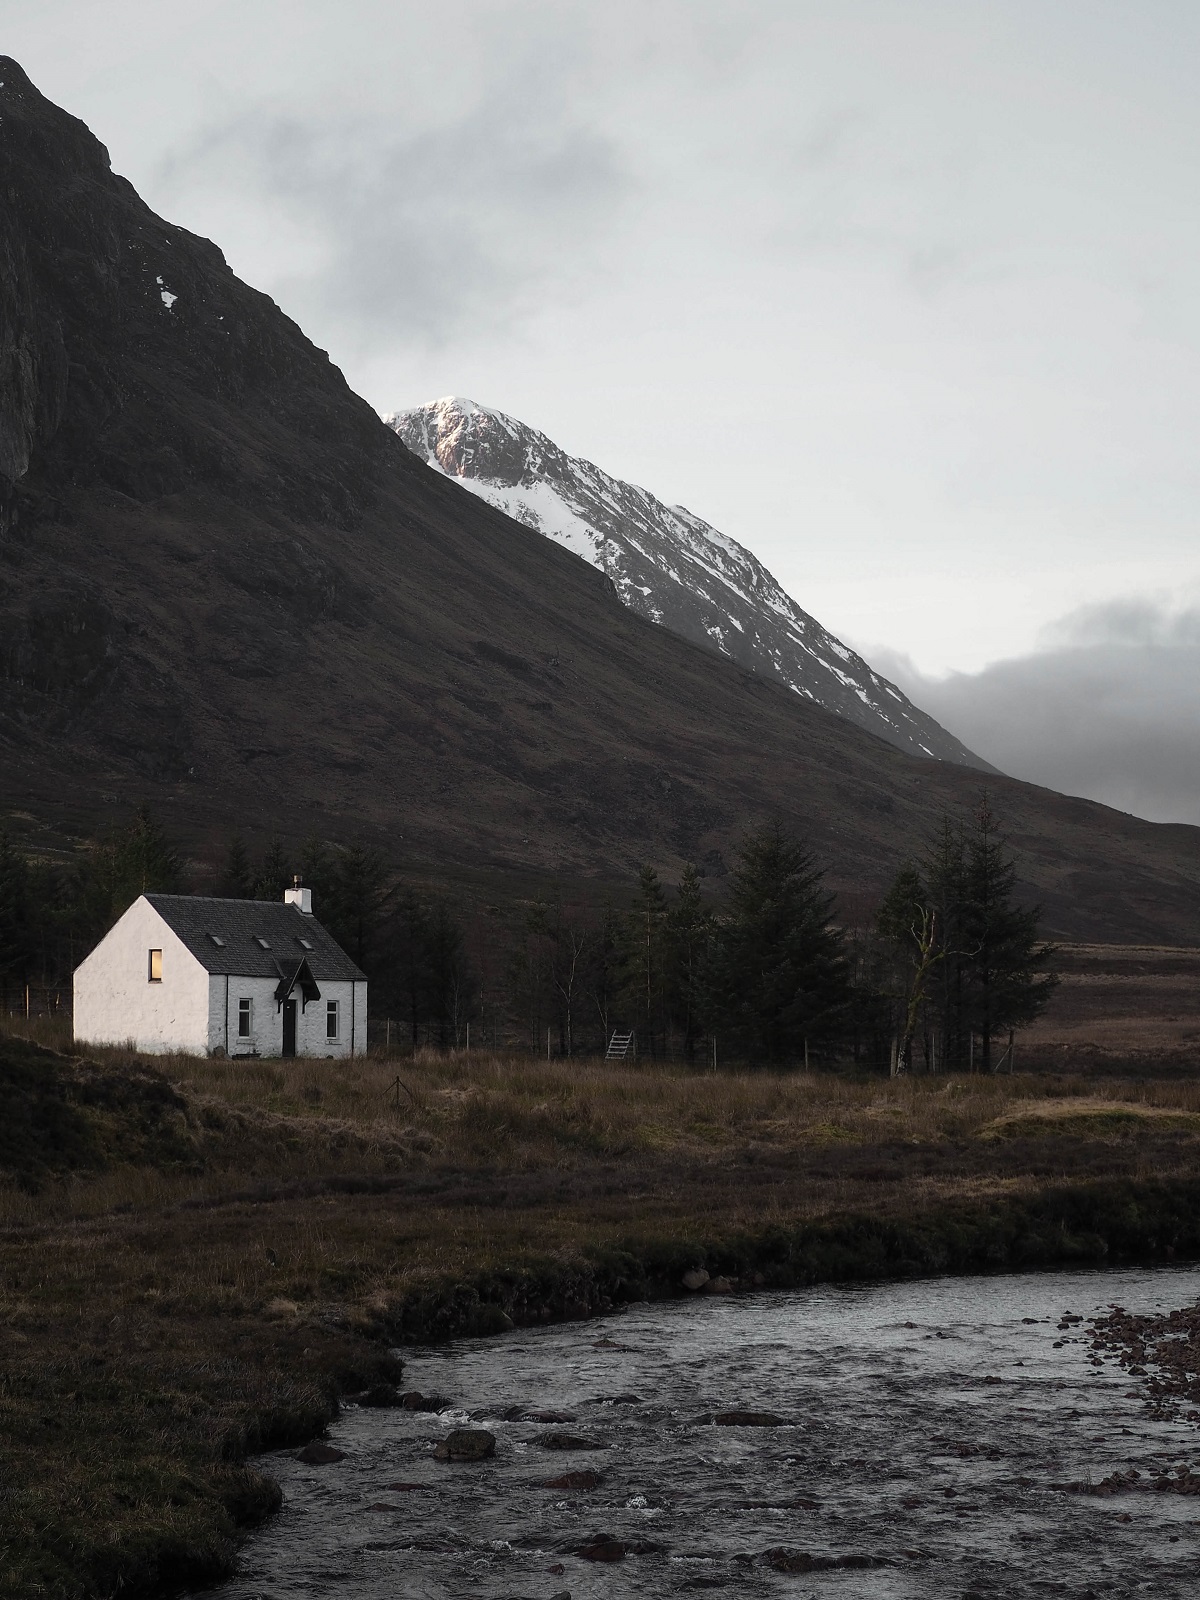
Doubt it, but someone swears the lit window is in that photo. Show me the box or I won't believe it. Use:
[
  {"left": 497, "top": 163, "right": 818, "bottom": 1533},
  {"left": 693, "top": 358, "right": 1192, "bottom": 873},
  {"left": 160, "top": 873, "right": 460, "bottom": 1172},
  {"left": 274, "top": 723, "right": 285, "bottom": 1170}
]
[
  {"left": 148, "top": 949, "right": 162, "bottom": 982},
  {"left": 254, "top": 936, "right": 271, "bottom": 950},
  {"left": 326, "top": 1000, "right": 339, "bottom": 1039},
  {"left": 238, "top": 998, "right": 252, "bottom": 1037}
]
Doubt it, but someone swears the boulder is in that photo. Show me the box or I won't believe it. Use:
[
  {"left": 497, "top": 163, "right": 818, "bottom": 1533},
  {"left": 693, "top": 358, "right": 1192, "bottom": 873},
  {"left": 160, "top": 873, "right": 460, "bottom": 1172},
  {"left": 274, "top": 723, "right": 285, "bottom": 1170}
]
[
  {"left": 713, "top": 1410, "right": 784, "bottom": 1427},
  {"left": 542, "top": 1469, "right": 605, "bottom": 1489},
  {"left": 538, "top": 1432, "right": 605, "bottom": 1450},
  {"left": 433, "top": 1429, "right": 496, "bottom": 1463},
  {"left": 514, "top": 1408, "right": 577, "bottom": 1423},
  {"left": 703, "top": 1276, "right": 734, "bottom": 1295},
  {"left": 762, "top": 1548, "right": 890, "bottom": 1573},
  {"left": 400, "top": 1391, "right": 453, "bottom": 1412},
  {"left": 296, "top": 1442, "right": 345, "bottom": 1464},
  {"left": 577, "top": 1535, "right": 626, "bottom": 1562},
  {"left": 681, "top": 1269, "right": 710, "bottom": 1292}
]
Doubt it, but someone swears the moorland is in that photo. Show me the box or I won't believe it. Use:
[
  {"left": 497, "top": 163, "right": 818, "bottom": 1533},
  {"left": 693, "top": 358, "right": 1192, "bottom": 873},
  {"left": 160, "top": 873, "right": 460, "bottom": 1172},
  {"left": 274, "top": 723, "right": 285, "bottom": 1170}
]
[{"left": 4, "top": 997, "right": 1200, "bottom": 1599}]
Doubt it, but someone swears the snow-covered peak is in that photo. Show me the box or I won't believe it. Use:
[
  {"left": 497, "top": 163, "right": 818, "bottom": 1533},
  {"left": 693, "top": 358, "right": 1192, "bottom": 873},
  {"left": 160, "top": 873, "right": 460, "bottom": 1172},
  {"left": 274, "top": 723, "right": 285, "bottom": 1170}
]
[{"left": 386, "top": 398, "right": 989, "bottom": 770}]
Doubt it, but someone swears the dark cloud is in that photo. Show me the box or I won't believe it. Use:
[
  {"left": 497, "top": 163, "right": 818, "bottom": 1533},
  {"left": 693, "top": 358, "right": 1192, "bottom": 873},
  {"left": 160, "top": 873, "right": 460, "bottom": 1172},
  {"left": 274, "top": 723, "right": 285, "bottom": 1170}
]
[
  {"left": 154, "top": 84, "right": 628, "bottom": 352},
  {"left": 870, "top": 600, "right": 1200, "bottom": 825}
]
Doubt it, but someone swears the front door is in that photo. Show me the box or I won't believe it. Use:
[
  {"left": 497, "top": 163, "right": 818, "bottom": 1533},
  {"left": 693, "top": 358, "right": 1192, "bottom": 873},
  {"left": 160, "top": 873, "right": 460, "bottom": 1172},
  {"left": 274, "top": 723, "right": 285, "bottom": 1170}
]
[{"left": 282, "top": 1000, "right": 297, "bottom": 1058}]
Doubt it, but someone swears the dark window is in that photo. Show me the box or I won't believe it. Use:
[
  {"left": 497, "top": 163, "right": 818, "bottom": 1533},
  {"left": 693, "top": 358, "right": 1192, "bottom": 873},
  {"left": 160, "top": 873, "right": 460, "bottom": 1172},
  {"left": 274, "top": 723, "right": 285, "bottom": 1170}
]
[
  {"left": 208, "top": 933, "right": 226, "bottom": 948},
  {"left": 326, "top": 1000, "right": 338, "bottom": 1039},
  {"left": 297, "top": 937, "right": 313, "bottom": 950},
  {"left": 238, "top": 998, "right": 252, "bottom": 1037},
  {"left": 254, "top": 936, "right": 271, "bottom": 950},
  {"left": 148, "top": 949, "right": 162, "bottom": 982}
]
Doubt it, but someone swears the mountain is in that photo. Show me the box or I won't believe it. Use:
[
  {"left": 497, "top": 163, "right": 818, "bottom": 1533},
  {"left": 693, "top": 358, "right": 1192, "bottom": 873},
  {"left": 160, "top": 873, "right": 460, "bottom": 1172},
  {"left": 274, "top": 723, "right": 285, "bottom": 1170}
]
[
  {"left": 2, "top": 57, "right": 1200, "bottom": 944},
  {"left": 388, "top": 397, "right": 986, "bottom": 769}
]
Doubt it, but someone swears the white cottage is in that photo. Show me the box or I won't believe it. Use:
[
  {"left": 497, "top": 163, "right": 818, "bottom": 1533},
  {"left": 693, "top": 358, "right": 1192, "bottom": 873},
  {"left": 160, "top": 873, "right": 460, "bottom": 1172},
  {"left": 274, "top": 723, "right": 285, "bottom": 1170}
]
[{"left": 73, "top": 885, "right": 367, "bottom": 1058}]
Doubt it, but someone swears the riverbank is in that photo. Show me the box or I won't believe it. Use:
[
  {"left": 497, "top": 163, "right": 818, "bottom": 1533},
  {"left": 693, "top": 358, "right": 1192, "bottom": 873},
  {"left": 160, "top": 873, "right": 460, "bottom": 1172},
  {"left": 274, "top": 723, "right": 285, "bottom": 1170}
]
[{"left": 3, "top": 1029, "right": 1200, "bottom": 1598}]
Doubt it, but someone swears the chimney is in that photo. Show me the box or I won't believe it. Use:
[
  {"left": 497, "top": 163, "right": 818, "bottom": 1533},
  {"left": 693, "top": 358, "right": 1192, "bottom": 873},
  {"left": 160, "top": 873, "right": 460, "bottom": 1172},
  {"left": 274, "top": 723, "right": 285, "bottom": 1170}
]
[{"left": 284, "top": 874, "right": 313, "bottom": 915}]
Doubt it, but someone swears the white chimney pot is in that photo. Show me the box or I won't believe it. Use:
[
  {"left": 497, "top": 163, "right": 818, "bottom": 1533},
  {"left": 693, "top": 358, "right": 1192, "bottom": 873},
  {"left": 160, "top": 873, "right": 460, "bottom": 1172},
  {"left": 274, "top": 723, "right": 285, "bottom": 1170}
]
[{"left": 285, "top": 886, "right": 313, "bottom": 915}]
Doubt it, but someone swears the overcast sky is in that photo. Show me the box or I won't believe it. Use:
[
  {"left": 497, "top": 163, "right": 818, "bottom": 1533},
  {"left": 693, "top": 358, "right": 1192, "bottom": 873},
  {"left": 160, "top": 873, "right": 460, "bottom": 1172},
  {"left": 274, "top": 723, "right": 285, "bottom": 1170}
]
[{"left": 9, "top": 1, "right": 1200, "bottom": 820}]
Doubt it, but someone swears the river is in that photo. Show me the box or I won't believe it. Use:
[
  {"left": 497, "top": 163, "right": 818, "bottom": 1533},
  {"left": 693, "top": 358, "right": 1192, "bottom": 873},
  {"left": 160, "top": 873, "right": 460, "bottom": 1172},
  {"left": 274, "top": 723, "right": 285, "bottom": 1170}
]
[{"left": 204, "top": 1264, "right": 1200, "bottom": 1598}]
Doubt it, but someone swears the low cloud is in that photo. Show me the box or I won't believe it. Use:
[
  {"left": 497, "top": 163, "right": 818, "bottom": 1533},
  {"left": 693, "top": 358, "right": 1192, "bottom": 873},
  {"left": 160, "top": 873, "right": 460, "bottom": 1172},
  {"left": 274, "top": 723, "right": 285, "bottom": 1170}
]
[
  {"left": 154, "top": 85, "right": 627, "bottom": 354},
  {"left": 869, "top": 600, "right": 1200, "bottom": 826}
]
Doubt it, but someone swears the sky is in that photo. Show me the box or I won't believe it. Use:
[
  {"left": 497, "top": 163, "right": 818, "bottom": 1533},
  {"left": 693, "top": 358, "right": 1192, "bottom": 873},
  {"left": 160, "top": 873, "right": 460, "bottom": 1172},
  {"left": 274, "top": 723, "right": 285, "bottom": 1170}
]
[{"left": 8, "top": 1, "right": 1200, "bottom": 821}]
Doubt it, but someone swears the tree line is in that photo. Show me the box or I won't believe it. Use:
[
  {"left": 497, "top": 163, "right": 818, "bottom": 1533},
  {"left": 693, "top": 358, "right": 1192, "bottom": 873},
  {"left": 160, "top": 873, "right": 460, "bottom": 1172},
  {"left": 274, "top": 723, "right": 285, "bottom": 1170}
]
[{"left": 0, "top": 797, "right": 1056, "bottom": 1071}]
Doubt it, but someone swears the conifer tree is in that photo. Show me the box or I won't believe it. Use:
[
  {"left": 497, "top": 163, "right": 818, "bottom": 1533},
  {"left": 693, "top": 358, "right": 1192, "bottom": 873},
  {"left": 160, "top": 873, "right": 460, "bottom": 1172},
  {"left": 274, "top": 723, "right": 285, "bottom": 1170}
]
[
  {"left": 666, "top": 863, "right": 716, "bottom": 1061},
  {"left": 959, "top": 797, "right": 1058, "bottom": 1070},
  {"left": 704, "top": 822, "right": 849, "bottom": 1065},
  {"left": 298, "top": 835, "right": 333, "bottom": 906},
  {"left": 253, "top": 838, "right": 290, "bottom": 902},
  {"left": 221, "top": 836, "right": 254, "bottom": 899},
  {"left": 327, "top": 844, "right": 389, "bottom": 972},
  {"left": 74, "top": 808, "right": 183, "bottom": 935}
]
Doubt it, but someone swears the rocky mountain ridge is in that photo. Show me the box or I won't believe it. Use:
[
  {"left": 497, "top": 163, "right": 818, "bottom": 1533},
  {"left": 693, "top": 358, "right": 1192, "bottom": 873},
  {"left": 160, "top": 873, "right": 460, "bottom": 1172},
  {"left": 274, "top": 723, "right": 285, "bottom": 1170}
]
[
  {"left": 3, "top": 56, "right": 1200, "bottom": 945},
  {"left": 389, "top": 396, "right": 986, "bottom": 768}
]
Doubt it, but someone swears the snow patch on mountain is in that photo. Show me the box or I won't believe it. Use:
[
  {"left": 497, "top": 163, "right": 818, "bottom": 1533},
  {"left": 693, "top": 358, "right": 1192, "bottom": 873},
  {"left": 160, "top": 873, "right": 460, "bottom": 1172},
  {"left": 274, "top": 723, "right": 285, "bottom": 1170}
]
[{"left": 385, "top": 396, "right": 989, "bottom": 770}]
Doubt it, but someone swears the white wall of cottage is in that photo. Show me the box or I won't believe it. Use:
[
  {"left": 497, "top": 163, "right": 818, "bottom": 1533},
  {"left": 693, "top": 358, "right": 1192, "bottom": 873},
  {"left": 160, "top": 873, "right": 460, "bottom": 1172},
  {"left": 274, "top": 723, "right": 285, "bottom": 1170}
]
[
  {"left": 211, "top": 975, "right": 366, "bottom": 1057},
  {"left": 73, "top": 897, "right": 210, "bottom": 1053}
]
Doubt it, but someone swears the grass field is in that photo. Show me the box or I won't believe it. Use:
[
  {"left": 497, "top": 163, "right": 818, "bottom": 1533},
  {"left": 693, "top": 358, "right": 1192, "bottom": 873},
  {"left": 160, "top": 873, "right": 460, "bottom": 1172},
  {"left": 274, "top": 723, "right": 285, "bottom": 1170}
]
[{"left": 3, "top": 1015, "right": 1200, "bottom": 1598}]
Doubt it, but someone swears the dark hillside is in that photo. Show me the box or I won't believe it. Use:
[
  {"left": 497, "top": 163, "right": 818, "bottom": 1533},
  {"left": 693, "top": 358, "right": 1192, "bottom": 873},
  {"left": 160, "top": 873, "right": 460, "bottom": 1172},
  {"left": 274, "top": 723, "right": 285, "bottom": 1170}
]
[{"left": 2, "top": 58, "right": 1199, "bottom": 941}]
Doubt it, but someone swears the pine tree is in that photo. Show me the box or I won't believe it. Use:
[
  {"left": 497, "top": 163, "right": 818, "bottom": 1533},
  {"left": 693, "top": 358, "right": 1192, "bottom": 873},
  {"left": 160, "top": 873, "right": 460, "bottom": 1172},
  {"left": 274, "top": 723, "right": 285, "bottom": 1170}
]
[
  {"left": 72, "top": 808, "right": 184, "bottom": 936},
  {"left": 960, "top": 797, "right": 1058, "bottom": 1070},
  {"left": 221, "top": 836, "right": 254, "bottom": 899},
  {"left": 704, "top": 822, "right": 849, "bottom": 1065},
  {"left": 327, "top": 844, "right": 389, "bottom": 973},
  {"left": 253, "top": 838, "right": 290, "bottom": 902},
  {"left": 298, "top": 835, "right": 333, "bottom": 908},
  {"left": 665, "top": 863, "right": 715, "bottom": 1061}
]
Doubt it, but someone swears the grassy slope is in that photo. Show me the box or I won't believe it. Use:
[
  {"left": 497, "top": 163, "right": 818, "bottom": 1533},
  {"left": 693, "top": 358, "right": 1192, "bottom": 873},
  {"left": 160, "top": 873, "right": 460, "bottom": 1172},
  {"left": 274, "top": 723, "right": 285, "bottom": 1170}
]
[{"left": 4, "top": 1023, "right": 1200, "bottom": 1597}]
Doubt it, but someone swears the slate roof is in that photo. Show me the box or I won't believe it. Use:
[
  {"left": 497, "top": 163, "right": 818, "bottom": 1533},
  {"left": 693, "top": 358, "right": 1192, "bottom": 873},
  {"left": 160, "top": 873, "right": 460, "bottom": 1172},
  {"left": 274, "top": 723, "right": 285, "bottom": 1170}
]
[{"left": 144, "top": 895, "right": 366, "bottom": 982}]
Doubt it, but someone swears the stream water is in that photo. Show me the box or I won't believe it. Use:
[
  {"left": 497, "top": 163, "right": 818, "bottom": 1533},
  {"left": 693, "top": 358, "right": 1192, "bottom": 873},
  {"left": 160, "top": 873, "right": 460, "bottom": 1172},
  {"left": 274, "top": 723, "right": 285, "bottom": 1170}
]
[{"left": 207, "top": 1265, "right": 1200, "bottom": 1598}]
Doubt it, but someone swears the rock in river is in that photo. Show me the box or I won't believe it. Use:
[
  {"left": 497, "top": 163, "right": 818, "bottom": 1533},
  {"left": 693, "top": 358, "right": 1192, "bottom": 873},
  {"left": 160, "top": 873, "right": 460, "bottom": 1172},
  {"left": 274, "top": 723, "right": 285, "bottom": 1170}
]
[
  {"left": 433, "top": 1429, "right": 496, "bottom": 1462},
  {"left": 296, "top": 1442, "right": 346, "bottom": 1464},
  {"left": 400, "top": 1390, "right": 453, "bottom": 1412},
  {"left": 712, "top": 1410, "right": 784, "bottom": 1427},
  {"left": 576, "top": 1534, "right": 626, "bottom": 1562},
  {"left": 538, "top": 1432, "right": 605, "bottom": 1450},
  {"left": 542, "top": 1469, "right": 605, "bottom": 1490}
]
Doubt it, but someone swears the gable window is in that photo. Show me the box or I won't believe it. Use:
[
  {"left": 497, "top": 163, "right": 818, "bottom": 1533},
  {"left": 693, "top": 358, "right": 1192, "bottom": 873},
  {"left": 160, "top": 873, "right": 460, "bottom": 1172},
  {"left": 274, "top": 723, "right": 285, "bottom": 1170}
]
[
  {"left": 238, "top": 998, "right": 252, "bottom": 1037},
  {"left": 148, "top": 949, "right": 162, "bottom": 983},
  {"left": 326, "top": 1000, "right": 339, "bottom": 1039}
]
